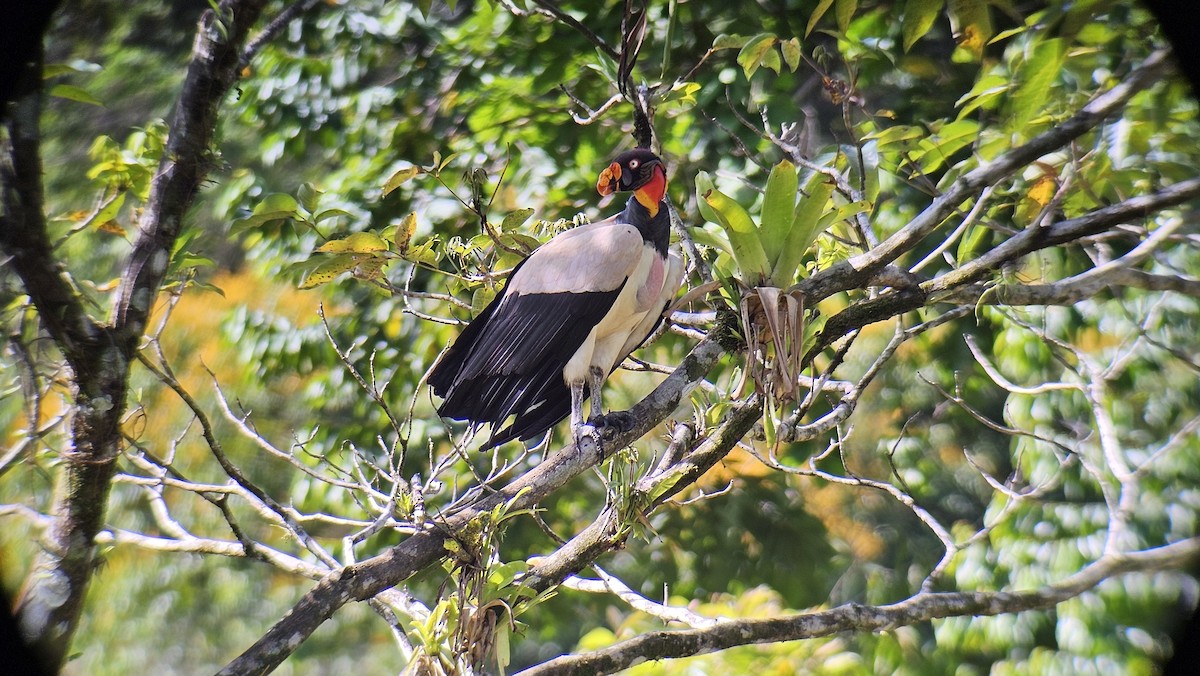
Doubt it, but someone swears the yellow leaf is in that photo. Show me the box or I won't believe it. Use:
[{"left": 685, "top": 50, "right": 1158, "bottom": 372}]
[
  {"left": 1028, "top": 174, "right": 1057, "bottom": 207},
  {"left": 354, "top": 257, "right": 386, "bottom": 281},
  {"left": 316, "top": 232, "right": 388, "bottom": 254},
  {"left": 395, "top": 212, "right": 418, "bottom": 254},
  {"left": 96, "top": 220, "right": 126, "bottom": 236},
  {"left": 298, "top": 255, "right": 362, "bottom": 289},
  {"left": 383, "top": 165, "right": 422, "bottom": 196}
]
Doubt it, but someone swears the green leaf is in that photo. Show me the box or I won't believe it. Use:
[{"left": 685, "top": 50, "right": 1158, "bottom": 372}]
[
  {"left": 486, "top": 561, "right": 529, "bottom": 590},
  {"left": 502, "top": 233, "right": 542, "bottom": 252},
  {"left": 405, "top": 237, "right": 441, "bottom": 267},
  {"left": 736, "top": 33, "right": 777, "bottom": 79},
  {"left": 437, "top": 151, "right": 461, "bottom": 173},
  {"left": 903, "top": 0, "right": 945, "bottom": 51},
  {"left": 702, "top": 187, "right": 771, "bottom": 284},
  {"left": 187, "top": 280, "right": 226, "bottom": 297},
  {"left": 296, "top": 183, "right": 322, "bottom": 212},
  {"left": 806, "top": 0, "right": 836, "bottom": 36},
  {"left": 760, "top": 46, "right": 782, "bottom": 74},
  {"left": 661, "top": 81, "right": 701, "bottom": 106},
  {"left": 495, "top": 622, "right": 511, "bottom": 675},
  {"left": 835, "top": 0, "right": 857, "bottom": 32},
  {"left": 759, "top": 160, "right": 799, "bottom": 268},
  {"left": 711, "top": 34, "right": 749, "bottom": 51},
  {"left": 84, "top": 191, "right": 126, "bottom": 230},
  {"left": 694, "top": 172, "right": 722, "bottom": 225},
  {"left": 240, "top": 193, "right": 300, "bottom": 227},
  {"left": 771, "top": 174, "right": 836, "bottom": 286},
  {"left": 1009, "top": 38, "right": 1065, "bottom": 131},
  {"left": 865, "top": 124, "right": 926, "bottom": 149},
  {"left": 314, "top": 208, "right": 354, "bottom": 224},
  {"left": 471, "top": 285, "right": 497, "bottom": 315},
  {"left": 818, "top": 199, "right": 871, "bottom": 229},
  {"left": 383, "top": 165, "right": 422, "bottom": 196},
  {"left": 780, "top": 38, "right": 802, "bottom": 71},
  {"left": 913, "top": 119, "right": 980, "bottom": 173},
  {"left": 948, "top": 0, "right": 992, "bottom": 60},
  {"left": 585, "top": 54, "right": 621, "bottom": 87},
  {"left": 44, "top": 60, "right": 100, "bottom": 79},
  {"left": 176, "top": 254, "right": 217, "bottom": 269},
  {"left": 49, "top": 84, "right": 103, "bottom": 106},
  {"left": 688, "top": 223, "right": 735, "bottom": 260},
  {"left": 957, "top": 223, "right": 991, "bottom": 263},
  {"left": 500, "top": 208, "right": 535, "bottom": 232},
  {"left": 763, "top": 396, "right": 777, "bottom": 449},
  {"left": 955, "top": 73, "right": 1009, "bottom": 117}
]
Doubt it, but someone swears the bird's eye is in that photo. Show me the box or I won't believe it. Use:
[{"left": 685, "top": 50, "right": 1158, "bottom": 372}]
[{"left": 628, "top": 159, "right": 640, "bottom": 169}]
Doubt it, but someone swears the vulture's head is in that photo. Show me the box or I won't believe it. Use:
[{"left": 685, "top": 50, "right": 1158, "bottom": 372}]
[{"left": 597, "top": 148, "right": 667, "bottom": 216}]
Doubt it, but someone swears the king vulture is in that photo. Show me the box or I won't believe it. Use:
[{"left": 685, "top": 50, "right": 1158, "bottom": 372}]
[{"left": 429, "top": 149, "right": 684, "bottom": 450}]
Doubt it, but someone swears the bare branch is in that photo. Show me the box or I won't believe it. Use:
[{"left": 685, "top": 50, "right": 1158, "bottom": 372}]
[
  {"left": 518, "top": 538, "right": 1200, "bottom": 675},
  {"left": 526, "top": 0, "right": 619, "bottom": 61},
  {"left": 563, "top": 567, "right": 719, "bottom": 629},
  {"left": 927, "top": 183, "right": 1199, "bottom": 295},
  {"left": 218, "top": 328, "right": 734, "bottom": 675},
  {"left": 796, "top": 50, "right": 1174, "bottom": 304},
  {"left": 239, "top": 0, "right": 324, "bottom": 69}
]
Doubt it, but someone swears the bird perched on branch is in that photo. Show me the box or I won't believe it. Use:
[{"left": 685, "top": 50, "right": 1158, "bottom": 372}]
[{"left": 429, "top": 148, "right": 684, "bottom": 451}]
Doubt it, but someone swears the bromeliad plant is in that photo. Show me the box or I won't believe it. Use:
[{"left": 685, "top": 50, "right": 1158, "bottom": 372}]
[{"left": 695, "top": 159, "right": 856, "bottom": 427}]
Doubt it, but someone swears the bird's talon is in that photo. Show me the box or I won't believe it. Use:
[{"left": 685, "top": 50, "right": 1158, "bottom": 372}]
[
  {"left": 588, "top": 411, "right": 635, "bottom": 437},
  {"left": 574, "top": 424, "right": 603, "bottom": 454}
]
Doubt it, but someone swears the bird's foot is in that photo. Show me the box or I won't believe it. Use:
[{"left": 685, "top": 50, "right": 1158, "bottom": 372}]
[
  {"left": 588, "top": 410, "right": 635, "bottom": 437},
  {"left": 575, "top": 412, "right": 635, "bottom": 456},
  {"left": 573, "top": 423, "right": 603, "bottom": 458}
]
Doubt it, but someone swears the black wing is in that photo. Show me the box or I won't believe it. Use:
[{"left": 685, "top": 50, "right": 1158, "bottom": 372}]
[
  {"left": 476, "top": 296, "right": 671, "bottom": 452},
  {"left": 431, "top": 284, "right": 623, "bottom": 436}
]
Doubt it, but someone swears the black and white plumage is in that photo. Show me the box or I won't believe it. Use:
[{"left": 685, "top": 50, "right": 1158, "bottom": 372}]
[{"left": 429, "top": 149, "right": 684, "bottom": 450}]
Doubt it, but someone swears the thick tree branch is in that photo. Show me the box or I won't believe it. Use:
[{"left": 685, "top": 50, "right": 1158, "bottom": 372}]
[
  {"left": 113, "top": 0, "right": 271, "bottom": 342},
  {"left": 518, "top": 538, "right": 1200, "bottom": 675},
  {"left": 6, "top": 1, "right": 272, "bottom": 668},
  {"left": 2, "top": 32, "right": 130, "bottom": 670},
  {"left": 218, "top": 328, "right": 734, "bottom": 676},
  {"left": 0, "top": 32, "right": 102, "bottom": 372}
]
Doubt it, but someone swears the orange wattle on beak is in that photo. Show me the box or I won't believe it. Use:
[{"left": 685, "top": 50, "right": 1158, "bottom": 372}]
[
  {"left": 597, "top": 162, "right": 621, "bottom": 196},
  {"left": 633, "top": 164, "right": 667, "bottom": 215}
]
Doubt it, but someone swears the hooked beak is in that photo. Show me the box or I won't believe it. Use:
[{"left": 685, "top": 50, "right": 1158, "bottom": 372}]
[{"left": 596, "top": 162, "right": 621, "bottom": 196}]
